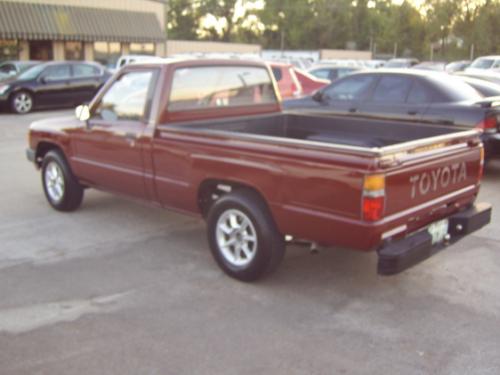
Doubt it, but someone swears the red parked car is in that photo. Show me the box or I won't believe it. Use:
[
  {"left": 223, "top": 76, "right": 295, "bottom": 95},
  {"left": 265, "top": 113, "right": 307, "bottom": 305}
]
[{"left": 269, "top": 61, "right": 328, "bottom": 99}]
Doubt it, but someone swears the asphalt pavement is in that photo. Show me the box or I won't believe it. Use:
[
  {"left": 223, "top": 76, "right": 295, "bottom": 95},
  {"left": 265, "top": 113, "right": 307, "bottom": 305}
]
[{"left": 1, "top": 110, "right": 499, "bottom": 375}]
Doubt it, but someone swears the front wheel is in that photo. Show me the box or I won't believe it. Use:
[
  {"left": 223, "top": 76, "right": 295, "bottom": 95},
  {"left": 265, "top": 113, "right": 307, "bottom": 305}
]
[
  {"left": 207, "top": 189, "right": 285, "bottom": 281},
  {"left": 11, "top": 91, "right": 33, "bottom": 114},
  {"left": 41, "top": 150, "right": 84, "bottom": 211}
]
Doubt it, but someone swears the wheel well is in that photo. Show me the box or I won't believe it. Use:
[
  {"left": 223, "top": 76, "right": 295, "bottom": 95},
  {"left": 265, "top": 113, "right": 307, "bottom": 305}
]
[
  {"left": 35, "top": 142, "right": 63, "bottom": 166},
  {"left": 198, "top": 179, "right": 268, "bottom": 218},
  {"left": 9, "top": 88, "right": 34, "bottom": 101}
]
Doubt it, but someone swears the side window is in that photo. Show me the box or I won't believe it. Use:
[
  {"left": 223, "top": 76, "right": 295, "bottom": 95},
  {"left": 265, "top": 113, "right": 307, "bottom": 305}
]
[
  {"left": 324, "top": 75, "right": 376, "bottom": 101},
  {"left": 168, "top": 66, "right": 277, "bottom": 111},
  {"left": 272, "top": 67, "right": 283, "bottom": 82},
  {"left": 407, "top": 80, "right": 433, "bottom": 104},
  {"left": 0, "top": 64, "right": 15, "bottom": 74},
  {"left": 337, "top": 68, "right": 354, "bottom": 79},
  {"left": 493, "top": 60, "right": 500, "bottom": 68},
  {"left": 93, "top": 71, "right": 153, "bottom": 121},
  {"left": 371, "top": 76, "right": 412, "bottom": 103},
  {"left": 310, "top": 69, "right": 331, "bottom": 80},
  {"left": 43, "top": 65, "right": 71, "bottom": 80},
  {"left": 73, "top": 64, "right": 100, "bottom": 78}
]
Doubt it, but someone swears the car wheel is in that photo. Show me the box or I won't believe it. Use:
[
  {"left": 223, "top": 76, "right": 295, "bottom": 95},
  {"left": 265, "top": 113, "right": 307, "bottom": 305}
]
[
  {"left": 207, "top": 189, "right": 286, "bottom": 281},
  {"left": 41, "top": 150, "right": 84, "bottom": 211},
  {"left": 11, "top": 91, "right": 33, "bottom": 114}
]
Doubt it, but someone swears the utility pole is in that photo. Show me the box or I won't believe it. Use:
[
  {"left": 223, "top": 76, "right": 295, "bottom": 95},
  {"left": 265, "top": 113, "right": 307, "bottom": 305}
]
[
  {"left": 279, "top": 11, "right": 285, "bottom": 57},
  {"left": 470, "top": 44, "right": 475, "bottom": 60},
  {"left": 393, "top": 42, "right": 398, "bottom": 58},
  {"left": 280, "top": 30, "right": 285, "bottom": 57}
]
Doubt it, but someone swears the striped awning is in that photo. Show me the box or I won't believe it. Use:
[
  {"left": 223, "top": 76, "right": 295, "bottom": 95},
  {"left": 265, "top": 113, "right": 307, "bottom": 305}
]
[{"left": 0, "top": 2, "right": 166, "bottom": 43}]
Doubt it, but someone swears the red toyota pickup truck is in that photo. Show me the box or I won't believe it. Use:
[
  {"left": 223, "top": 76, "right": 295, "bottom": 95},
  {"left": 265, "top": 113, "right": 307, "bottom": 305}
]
[{"left": 26, "top": 59, "right": 491, "bottom": 281}]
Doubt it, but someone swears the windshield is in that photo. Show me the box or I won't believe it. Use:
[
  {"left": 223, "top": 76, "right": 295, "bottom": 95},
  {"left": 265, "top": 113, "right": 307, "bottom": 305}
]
[
  {"left": 18, "top": 62, "right": 38, "bottom": 73},
  {"left": 17, "top": 64, "right": 46, "bottom": 80},
  {"left": 470, "top": 58, "right": 495, "bottom": 69}
]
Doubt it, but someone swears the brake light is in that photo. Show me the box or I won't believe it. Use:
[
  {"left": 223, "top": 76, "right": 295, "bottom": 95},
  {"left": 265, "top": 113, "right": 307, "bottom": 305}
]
[
  {"left": 478, "top": 146, "right": 485, "bottom": 182},
  {"left": 476, "top": 116, "right": 498, "bottom": 133},
  {"left": 363, "top": 175, "right": 385, "bottom": 221}
]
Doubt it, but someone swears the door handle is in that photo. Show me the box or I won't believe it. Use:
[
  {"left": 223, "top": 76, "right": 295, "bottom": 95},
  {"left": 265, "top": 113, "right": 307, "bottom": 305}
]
[
  {"left": 408, "top": 110, "right": 418, "bottom": 116},
  {"left": 348, "top": 108, "right": 358, "bottom": 113},
  {"left": 124, "top": 132, "right": 137, "bottom": 147}
]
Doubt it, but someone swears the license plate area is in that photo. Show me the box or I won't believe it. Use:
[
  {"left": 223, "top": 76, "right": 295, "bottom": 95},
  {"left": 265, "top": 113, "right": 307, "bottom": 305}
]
[{"left": 428, "top": 219, "right": 449, "bottom": 245}]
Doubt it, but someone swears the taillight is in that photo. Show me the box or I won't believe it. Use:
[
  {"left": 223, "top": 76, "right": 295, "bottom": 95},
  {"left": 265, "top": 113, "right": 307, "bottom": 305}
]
[
  {"left": 478, "top": 146, "right": 485, "bottom": 182},
  {"left": 362, "top": 174, "right": 385, "bottom": 221},
  {"left": 476, "top": 115, "right": 498, "bottom": 133}
]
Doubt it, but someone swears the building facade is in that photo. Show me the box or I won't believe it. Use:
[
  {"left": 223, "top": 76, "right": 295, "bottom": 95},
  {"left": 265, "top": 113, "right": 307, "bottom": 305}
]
[{"left": 0, "top": 0, "right": 166, "bottom": 67}]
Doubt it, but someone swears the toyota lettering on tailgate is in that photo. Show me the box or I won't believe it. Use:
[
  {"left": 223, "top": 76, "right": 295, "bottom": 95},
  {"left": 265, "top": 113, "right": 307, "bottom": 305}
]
[{"left": 409, "top": 162, "right": 467, "bottom": 199}]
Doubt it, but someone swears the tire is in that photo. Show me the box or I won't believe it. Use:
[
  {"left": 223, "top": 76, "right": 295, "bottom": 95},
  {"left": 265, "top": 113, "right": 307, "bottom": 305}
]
[
  {"left": 11, "top": 91, "right": 34, "bottom": 114},
  {"left": 207, "top": 189, "right": 285, "bottom": 282},
  {"left": 41, "top": 150, "right": 84, "bottom": 211}
]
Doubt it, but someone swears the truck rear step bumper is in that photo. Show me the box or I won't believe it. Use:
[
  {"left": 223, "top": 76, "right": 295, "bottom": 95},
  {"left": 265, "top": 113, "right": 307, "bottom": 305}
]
[{"left": 377, "top": 202, "right": 492, "bottom": 276}]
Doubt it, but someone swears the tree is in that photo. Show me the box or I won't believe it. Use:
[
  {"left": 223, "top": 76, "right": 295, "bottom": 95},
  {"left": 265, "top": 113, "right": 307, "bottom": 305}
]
[{"left": 167, "top": 0, "right": 199, "bottom": 40}]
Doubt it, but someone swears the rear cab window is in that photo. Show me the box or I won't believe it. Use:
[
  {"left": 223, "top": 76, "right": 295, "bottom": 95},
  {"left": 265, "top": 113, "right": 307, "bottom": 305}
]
[{"left": 168, "top": 65, "right": 278, "bottom": 113}]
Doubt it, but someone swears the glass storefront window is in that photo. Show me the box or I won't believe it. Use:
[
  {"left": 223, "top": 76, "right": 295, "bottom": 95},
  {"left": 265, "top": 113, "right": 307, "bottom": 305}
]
[
  {"left": 129, "top": 43, "right": 155, "bottom": 55},
  {"left": 0, "top": 40, "right": 19, "bottom": 61},
  {"left": 65, "top": 41, "right": 83, "bottom": 60},
  {"left": 94, "top": 42, "right": 122, "bottom": 69}
]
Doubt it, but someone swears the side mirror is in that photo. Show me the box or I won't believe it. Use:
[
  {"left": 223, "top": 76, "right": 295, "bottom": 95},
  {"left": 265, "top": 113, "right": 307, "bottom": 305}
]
[
  {"left": 312, "top": 90, "right": 324, "bottom": 102},
  {"left": 39, "top": 76, "right": 48, "bottom": 84},
  {"left": 75, "top": 104, "right": 90, "bottom": 122}
]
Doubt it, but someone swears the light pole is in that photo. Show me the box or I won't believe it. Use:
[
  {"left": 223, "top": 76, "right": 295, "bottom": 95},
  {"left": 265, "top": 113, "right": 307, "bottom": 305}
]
[
  {"left": 279, "top": 11, "right": 285, "bottom": 56},
  {"left": 440, "top": 25, "right": 445, "bottom": 59}
]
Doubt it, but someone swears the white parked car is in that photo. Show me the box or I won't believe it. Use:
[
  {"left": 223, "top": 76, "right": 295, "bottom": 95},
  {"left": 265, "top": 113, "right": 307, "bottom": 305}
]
[
  {"left": 115, "top": 55, "right": 164, "bottom": 71},
  {"left": 466, "top": 55, "right": 500, "bottom": 73}
]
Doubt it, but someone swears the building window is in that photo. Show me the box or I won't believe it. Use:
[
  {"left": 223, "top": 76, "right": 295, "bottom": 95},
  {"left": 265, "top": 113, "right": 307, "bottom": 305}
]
[
  {"left": 94, "top": 42, "right": 122, "bottom": 69},
  {"left": 0, "top": 40, "right": 19, "bottom": 61},
  {"left": 29, "top": 41, "right": 53, "bottom": 60},
  {"left": 130, "top": 43, "right": 155, "bottom": 55},
  {"left": 65, "top": 41, "right": 83, "bottom": 60}
]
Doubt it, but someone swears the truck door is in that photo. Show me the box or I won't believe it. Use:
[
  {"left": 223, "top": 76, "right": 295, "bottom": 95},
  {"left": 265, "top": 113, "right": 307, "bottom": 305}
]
[{"left": 72, "top": 69, "right": 157, "bottom": 199}]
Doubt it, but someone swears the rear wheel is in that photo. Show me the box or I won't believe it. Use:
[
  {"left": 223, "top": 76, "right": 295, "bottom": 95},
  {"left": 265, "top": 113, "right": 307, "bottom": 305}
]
[
  {"left": 11, "top": 91, "right": 33, "bottom": 114},
  {"left": 41, "top": 150, "right": 84, "bottom": 211},
  {"left": 207, "top": 189, "right": 285, "bottom": 281}
]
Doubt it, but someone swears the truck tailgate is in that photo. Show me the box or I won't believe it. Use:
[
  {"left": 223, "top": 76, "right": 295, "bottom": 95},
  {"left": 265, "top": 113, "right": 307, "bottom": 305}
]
[{"left": 383, "top": 143, "right": 481, "bottom": 221}]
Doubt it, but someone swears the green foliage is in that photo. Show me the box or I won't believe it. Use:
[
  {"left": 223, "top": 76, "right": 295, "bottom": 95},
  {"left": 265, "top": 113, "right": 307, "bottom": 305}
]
[
  {"left": 167, "top": 0, "right": 199, "bottom": 40},
  {"left": 166, "top": 0, "right": 500, "bottom": 60}
]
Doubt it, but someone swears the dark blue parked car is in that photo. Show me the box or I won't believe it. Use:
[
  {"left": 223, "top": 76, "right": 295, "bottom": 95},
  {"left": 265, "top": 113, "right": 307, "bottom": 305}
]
[
  {"left": 283, "top": 69, "right": 500, "bottom": 158},
  {"left": 0, "top": 61, "right": 111, "bottom": 114}
]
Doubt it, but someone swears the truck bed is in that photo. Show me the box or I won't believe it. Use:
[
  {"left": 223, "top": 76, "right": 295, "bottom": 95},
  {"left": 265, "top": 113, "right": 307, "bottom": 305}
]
[{"left": 172, "top": 112, "right": 468, "bottom": 152}]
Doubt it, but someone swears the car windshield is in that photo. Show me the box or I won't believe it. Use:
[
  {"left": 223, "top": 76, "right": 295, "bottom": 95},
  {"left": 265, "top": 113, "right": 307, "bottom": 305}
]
[
  {"left": 17, "top": 64, "right": 46, "bottom": 80},
  {"left": 470, "top": 58, "right": 496, "bottom": 69},
  {"left": 17, "top": 62, "right": 38, "bottom": 73}
]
